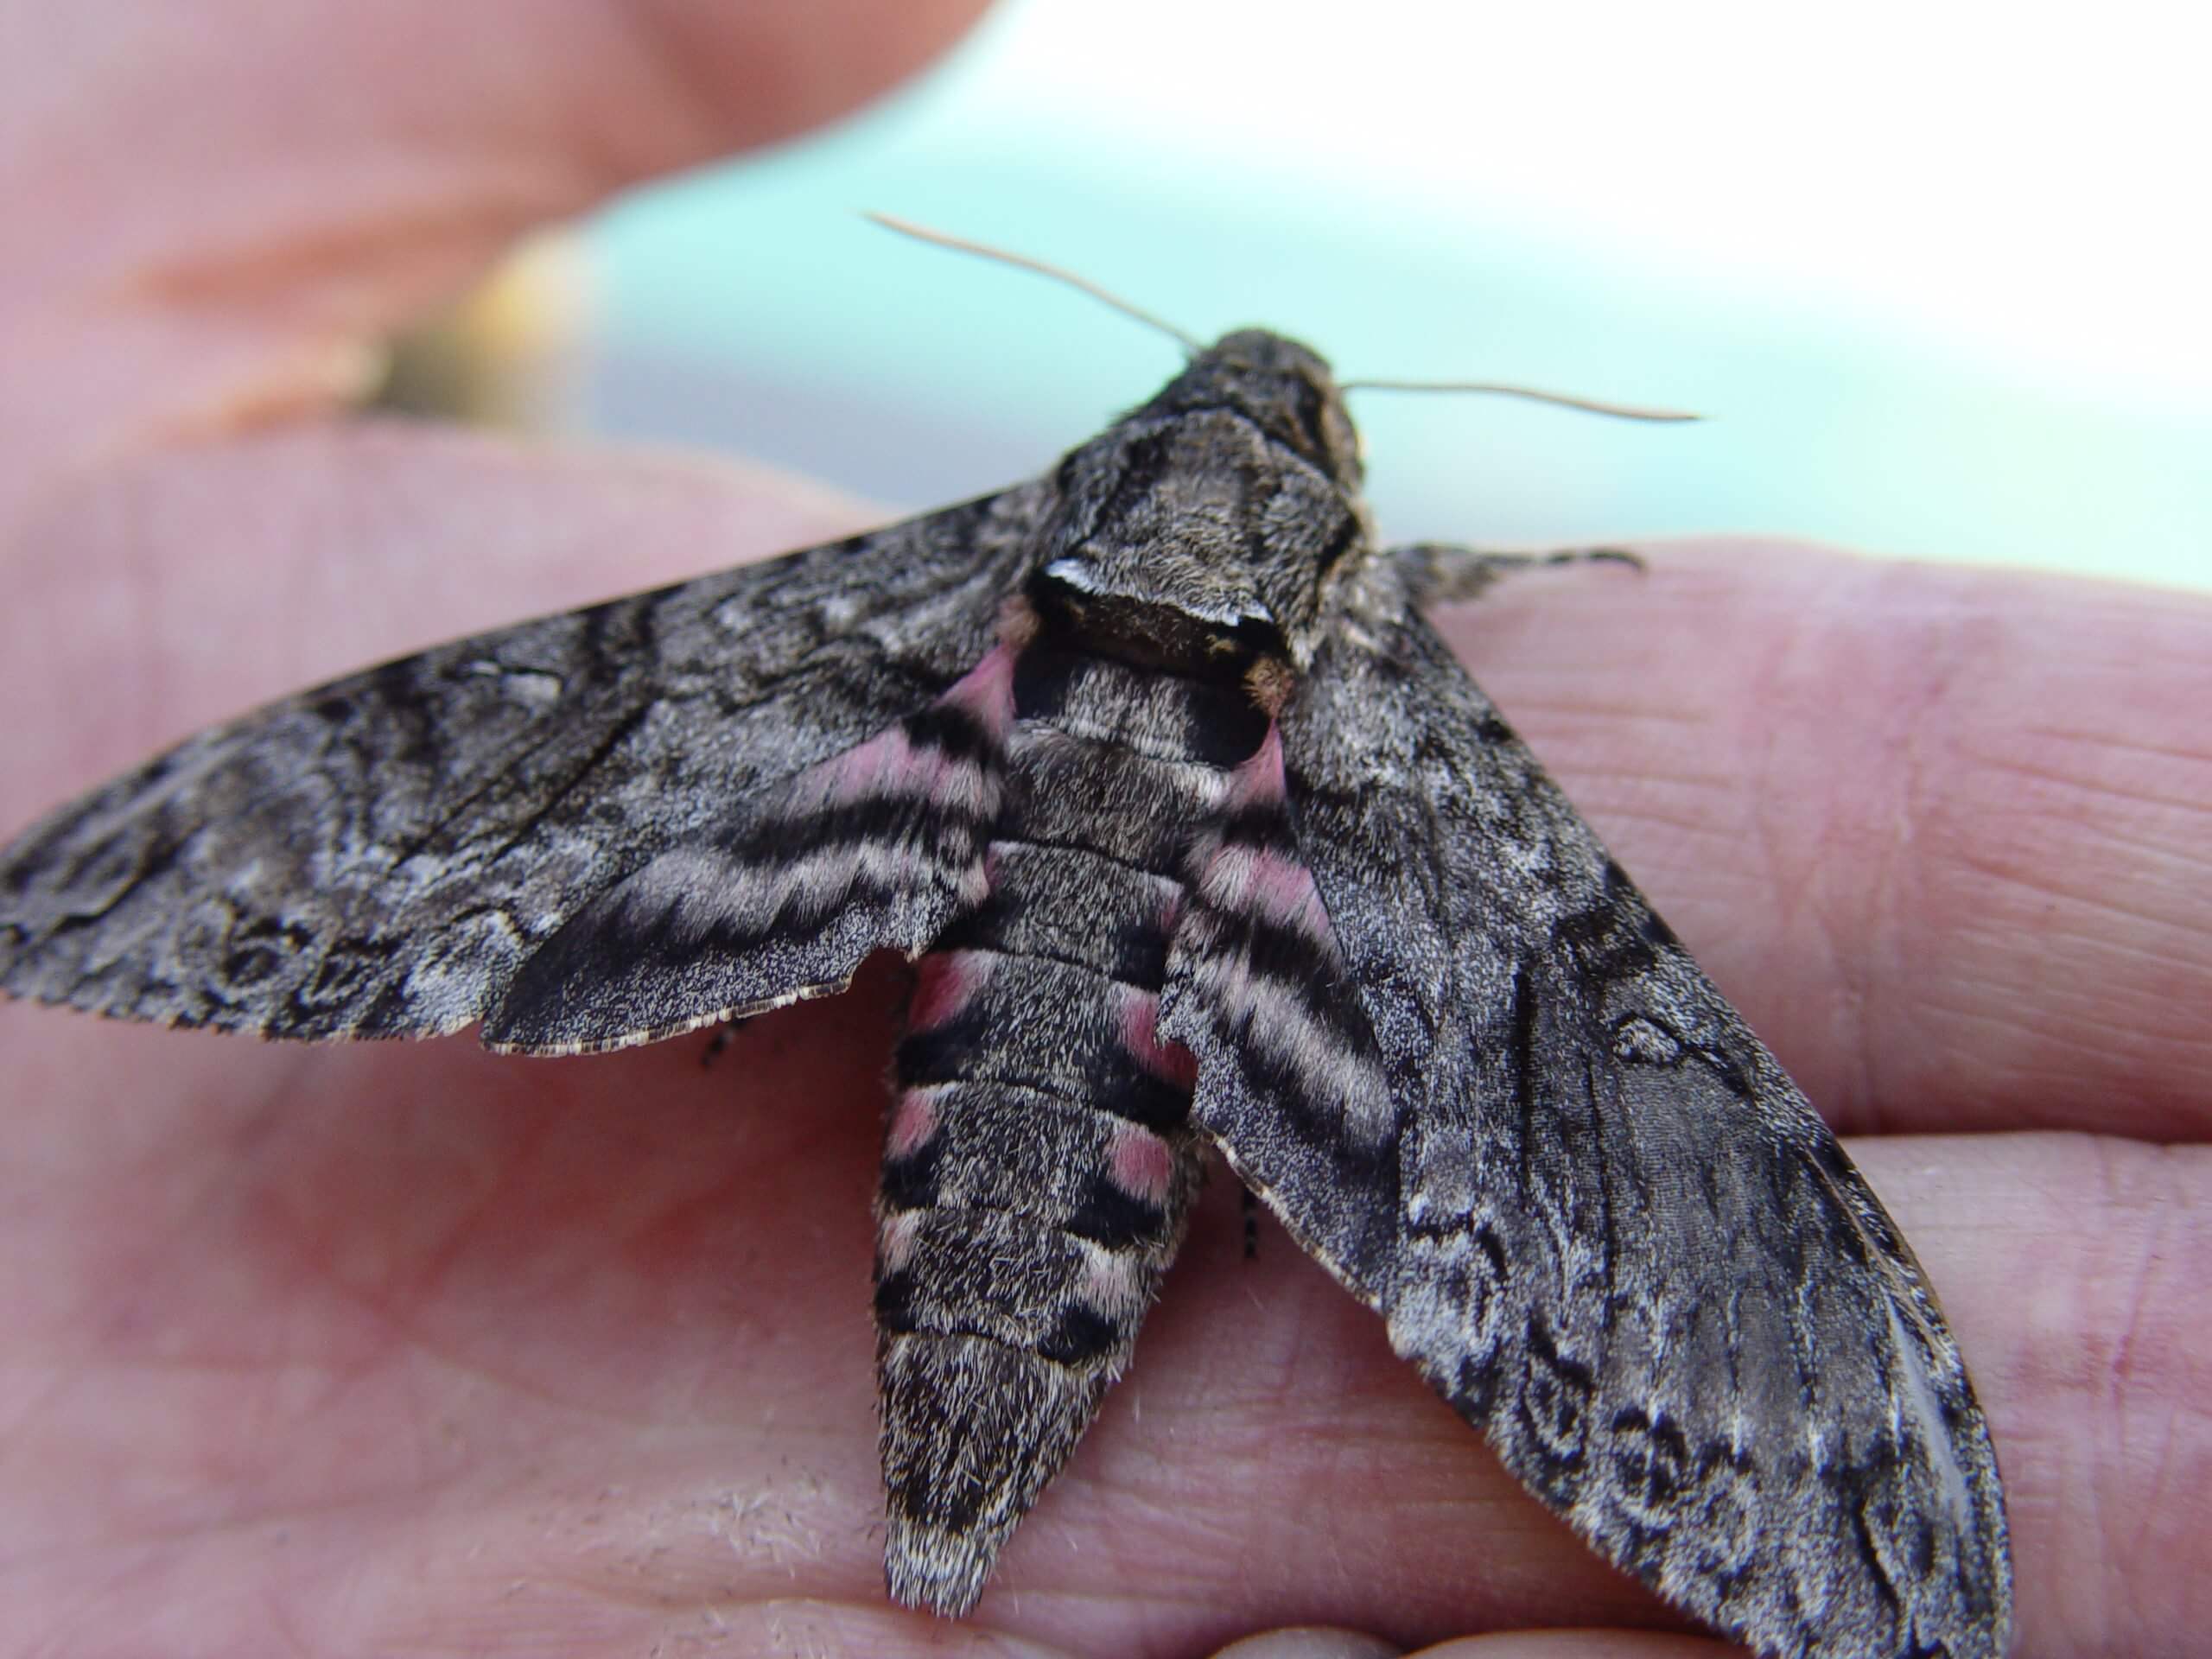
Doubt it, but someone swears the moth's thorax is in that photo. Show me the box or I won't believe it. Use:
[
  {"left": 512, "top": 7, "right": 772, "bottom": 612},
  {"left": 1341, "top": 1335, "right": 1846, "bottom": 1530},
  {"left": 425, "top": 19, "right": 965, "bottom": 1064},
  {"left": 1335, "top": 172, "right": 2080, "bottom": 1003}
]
[{"left": 1033, "top": 331, "right": 1375, "bottom": 679}]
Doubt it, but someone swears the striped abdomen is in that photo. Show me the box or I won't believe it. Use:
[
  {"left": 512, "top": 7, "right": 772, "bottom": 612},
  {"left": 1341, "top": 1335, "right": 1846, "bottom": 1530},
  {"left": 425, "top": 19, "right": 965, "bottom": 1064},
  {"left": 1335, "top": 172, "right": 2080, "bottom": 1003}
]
[{"left": 873, "top": 639, "right": 1266, "bottom": 1612}]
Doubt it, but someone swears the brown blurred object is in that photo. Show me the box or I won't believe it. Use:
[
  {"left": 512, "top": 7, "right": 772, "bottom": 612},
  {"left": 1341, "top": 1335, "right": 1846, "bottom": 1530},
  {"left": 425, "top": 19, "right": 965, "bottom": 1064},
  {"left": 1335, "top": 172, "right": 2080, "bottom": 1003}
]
[{"left": 371, "top": 229, "right": 593, "bottom": 430}]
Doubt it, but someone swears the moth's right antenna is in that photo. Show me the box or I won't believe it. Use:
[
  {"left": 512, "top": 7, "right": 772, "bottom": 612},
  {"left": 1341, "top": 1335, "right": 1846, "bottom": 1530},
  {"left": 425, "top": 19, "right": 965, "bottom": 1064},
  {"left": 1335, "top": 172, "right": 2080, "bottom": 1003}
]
[
  {"left": 867, "top": 213, "right": 1201, "bottom": 355},
  {"left": 1339, "top": 377, "right": 1704, "bottom": 423}
]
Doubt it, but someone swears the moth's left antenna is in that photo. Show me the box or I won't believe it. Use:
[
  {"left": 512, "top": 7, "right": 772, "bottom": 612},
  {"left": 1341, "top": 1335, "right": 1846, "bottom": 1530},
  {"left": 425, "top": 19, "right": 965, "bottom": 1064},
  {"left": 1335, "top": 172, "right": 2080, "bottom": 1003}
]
[{"left": 867, "top": 213, "right": 1201, "bottom": 354}]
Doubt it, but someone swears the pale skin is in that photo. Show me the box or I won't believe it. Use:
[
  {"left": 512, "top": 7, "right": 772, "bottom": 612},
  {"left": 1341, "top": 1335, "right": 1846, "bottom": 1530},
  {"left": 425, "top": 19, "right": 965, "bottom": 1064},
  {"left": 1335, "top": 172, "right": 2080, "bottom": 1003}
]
[{"left": 2, "top": 5, "right": 2207, "bottom": 1657}]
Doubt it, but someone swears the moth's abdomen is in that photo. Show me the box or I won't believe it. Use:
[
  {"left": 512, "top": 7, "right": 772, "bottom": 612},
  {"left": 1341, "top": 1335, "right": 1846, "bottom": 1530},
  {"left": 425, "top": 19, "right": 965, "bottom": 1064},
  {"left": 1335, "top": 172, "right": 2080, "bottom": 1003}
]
[{"left": 871, "top": 645, "right": 1251, "bottom": 1615}]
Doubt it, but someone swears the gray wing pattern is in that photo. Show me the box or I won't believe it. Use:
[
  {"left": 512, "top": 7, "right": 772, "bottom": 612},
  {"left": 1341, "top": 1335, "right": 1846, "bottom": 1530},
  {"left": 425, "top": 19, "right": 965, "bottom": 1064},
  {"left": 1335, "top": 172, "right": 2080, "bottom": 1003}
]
[
  {"left": 1165, "top": 585, "right": 2012, "bottom": 1659},
  {"left": 0, "top": 486, "right": 1046, "bottom": 1039}
]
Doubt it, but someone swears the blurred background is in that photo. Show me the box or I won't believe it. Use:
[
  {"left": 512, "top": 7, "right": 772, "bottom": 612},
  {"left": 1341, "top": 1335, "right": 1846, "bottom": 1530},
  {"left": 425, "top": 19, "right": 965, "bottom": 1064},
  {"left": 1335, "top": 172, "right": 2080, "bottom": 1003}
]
[{"left": 390, "top": 0, "right": 2209, "bottom": 588}]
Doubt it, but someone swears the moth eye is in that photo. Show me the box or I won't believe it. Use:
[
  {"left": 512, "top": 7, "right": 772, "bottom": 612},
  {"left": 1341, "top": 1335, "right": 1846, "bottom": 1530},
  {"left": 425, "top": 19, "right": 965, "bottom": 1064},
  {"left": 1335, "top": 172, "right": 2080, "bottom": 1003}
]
[{"left": 1312, "top": 394, "right": 1361, "bottom": 475}]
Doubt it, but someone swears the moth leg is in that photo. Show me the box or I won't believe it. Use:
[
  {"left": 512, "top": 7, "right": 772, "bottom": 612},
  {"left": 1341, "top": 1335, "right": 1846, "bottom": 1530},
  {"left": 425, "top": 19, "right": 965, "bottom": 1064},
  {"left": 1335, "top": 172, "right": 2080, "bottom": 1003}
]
[
  {"left": 695, "top": 1020, "right": 751, "bottom": 1068},
  {"left": 1391, "top": 541, "right": 1643, "bottom": 607}
]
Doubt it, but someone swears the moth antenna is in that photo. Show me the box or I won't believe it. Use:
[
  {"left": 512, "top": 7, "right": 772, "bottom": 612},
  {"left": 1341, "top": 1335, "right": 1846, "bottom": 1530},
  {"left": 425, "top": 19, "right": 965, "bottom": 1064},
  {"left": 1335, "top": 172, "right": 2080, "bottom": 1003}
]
[
  {"left": 1340, "top": 377, "right": 1704, "bottom": 423},
  {"left": 867, "top": 213, "right": 1202, "bottom": 354}
]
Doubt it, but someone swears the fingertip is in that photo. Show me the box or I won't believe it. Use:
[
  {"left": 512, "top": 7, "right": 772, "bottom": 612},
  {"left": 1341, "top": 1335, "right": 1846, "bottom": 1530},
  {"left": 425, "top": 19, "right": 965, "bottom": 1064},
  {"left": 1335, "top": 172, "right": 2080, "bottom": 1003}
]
[
  {"left": 658, "top": 0, "right": 1001, "bottom": 156},
  {"left": 1210, "top": 1630, "right": 1403, "bottom": 1659},
  {"left": 0, "top": 0, "right": 1001, "bottom": 506}
]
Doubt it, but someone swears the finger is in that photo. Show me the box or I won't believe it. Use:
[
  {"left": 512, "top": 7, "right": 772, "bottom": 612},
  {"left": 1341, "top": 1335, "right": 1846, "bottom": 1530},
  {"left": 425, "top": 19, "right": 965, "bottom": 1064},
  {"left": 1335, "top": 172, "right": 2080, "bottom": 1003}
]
[
  {"left": 10, "top": 989, "right": 2190, "bottom": 1659},
  {"left": 10, "top": 512, "right": 2205, "bottom": 1150},
  {"left": 1433, "top": 543, "right": 2212, "bottom": 1141},
  {"left": 1404, "top": 1639, "right": 1726, "bottom": 1659},
  {"left": 1850, "top": 1134, "right": 2207, "bottom": 1659},
  {"left": 0, "top": 0, "right": 992, "bottom": 516},
  {"left": 1221, "top": 1636, "right": 1724, "bottom": 1659},
  {"left": 1211, "top": 1631, "right": 1406, "bottom": 1659},
  {"left": 0, "top": 427, "right": 880, "bottom": 821},
  {"left": 1028, "top": 1129, "right": 2200, "bottom": 1657}
]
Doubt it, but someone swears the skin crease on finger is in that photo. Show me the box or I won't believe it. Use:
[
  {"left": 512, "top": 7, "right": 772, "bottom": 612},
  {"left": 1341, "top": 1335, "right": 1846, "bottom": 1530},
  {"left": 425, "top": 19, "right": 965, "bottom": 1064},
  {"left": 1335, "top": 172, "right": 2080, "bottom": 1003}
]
[{"left": 2, "top": 3, "right": 2209, "bottom": 1656}]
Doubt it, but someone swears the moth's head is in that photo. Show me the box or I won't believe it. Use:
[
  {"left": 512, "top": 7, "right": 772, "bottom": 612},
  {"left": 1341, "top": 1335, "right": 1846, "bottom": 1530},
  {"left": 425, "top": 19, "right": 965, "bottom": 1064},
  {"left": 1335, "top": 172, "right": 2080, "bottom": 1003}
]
[
  {"left": 1032, "top": 328, "right": 1375, "bottom": 680},
  {"left": 1140, "top": 329, "right": 1364, "bottom": 491}
]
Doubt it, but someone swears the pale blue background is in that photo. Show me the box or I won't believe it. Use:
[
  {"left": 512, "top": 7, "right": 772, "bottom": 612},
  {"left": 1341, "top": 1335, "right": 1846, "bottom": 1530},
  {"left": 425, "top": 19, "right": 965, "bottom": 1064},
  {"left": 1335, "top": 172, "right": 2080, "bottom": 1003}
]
[{"left": 576, "top": 2, "right": 2208, "bottom": 589}]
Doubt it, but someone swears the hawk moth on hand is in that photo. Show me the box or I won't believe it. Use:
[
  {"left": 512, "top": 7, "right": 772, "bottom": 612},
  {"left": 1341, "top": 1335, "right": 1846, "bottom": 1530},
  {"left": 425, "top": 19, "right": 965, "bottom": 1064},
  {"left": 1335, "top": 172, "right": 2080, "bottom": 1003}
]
[{"left": 0, "top": 327, "right": 2011, "bottom": 1656}]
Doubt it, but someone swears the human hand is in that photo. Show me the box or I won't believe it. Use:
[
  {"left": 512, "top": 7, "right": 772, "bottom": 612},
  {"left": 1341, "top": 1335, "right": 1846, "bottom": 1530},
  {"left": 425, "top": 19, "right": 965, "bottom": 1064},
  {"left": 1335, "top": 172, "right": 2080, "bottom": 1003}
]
[{"left": 3, "top": 5, "right": 2205, "bottom": 1656}]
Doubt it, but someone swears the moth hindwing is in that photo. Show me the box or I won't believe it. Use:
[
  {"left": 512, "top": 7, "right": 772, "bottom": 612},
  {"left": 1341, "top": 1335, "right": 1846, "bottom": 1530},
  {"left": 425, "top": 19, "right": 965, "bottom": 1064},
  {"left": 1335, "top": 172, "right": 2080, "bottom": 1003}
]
[{"left": 0, "top": 329, "right": 2012, "bottom": 1656}]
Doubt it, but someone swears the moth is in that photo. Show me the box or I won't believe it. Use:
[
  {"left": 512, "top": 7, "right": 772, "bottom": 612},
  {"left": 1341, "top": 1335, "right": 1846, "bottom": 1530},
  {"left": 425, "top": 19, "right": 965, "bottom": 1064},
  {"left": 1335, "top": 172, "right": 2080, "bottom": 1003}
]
[{"left": 0, "top": 235, "right": 2012, "bottom": 1657}]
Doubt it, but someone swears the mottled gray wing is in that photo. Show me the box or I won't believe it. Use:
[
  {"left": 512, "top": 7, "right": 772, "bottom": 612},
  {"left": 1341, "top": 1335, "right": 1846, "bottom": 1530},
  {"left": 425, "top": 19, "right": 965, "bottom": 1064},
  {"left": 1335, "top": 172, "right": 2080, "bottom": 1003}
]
[
  {"left": 0, "top": 486, "right": 1047, "bottom": 1039},
  {"left": 1162, "top": 587, "right": 2012, "bottom": 1659}
]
